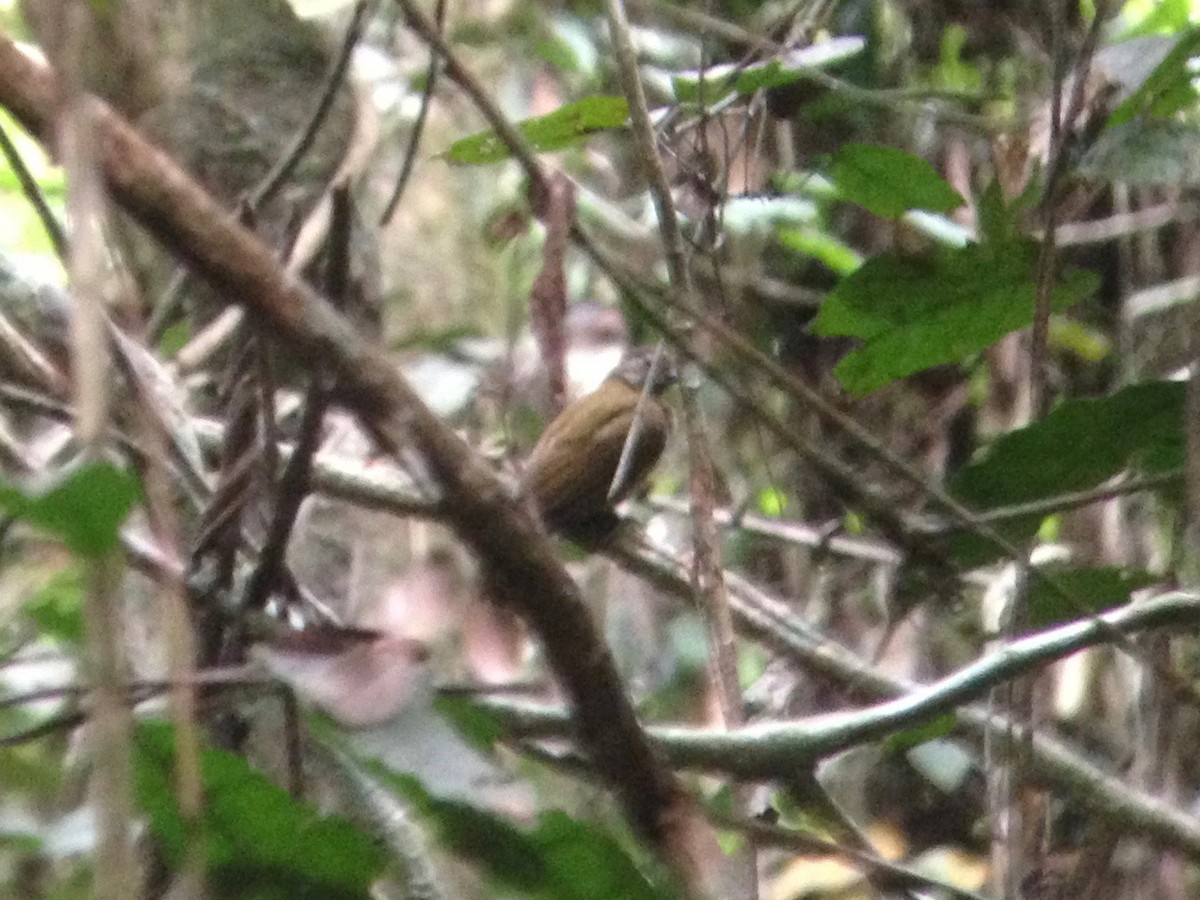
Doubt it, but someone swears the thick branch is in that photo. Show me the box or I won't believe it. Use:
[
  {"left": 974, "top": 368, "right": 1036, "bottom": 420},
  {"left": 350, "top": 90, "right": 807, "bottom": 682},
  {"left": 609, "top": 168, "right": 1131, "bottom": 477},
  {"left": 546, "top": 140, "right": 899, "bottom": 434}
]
[
  {"left": 476, "top": 591, "right": 1200, "bottom": 857},
  {"left": 0, "top": 34, "right": 688, "bottom": 859}
]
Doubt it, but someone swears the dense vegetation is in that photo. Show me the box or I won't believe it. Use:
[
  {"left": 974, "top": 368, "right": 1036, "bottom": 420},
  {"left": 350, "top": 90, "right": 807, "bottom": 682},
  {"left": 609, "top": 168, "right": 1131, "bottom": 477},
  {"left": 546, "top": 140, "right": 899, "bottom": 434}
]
[{"left": 2, "top": 1, "right": 1200, "bottom": 898}]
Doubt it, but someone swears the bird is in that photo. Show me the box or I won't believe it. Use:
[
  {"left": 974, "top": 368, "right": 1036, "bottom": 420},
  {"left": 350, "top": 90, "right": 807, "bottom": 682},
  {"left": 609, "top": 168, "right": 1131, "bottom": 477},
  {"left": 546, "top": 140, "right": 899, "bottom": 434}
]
[{"left": 523, "top": 346, "right": 675, "bottom": 542}]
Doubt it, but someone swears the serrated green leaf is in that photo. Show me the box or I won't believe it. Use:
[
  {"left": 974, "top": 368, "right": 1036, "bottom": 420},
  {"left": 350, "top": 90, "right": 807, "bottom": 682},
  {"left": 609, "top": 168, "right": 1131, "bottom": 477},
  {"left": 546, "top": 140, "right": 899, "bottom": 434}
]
[
  {"left": 814, "top": 239, "right": 1097, "bottom": 395},
  {"left": 445, "top": 96, "right": 628, "bottom": 165},
  {"left": 831, "top": 144, "right": 964, "bottom": 219},
  {"left": 0, "top": 461, "right": 141, "bottom": 557},
  {"left": 133, "top": 721, "right": 385, "bottom": 900},
  {"left": 1026, "top": 566, "right": 1156, "bottom": 629}
]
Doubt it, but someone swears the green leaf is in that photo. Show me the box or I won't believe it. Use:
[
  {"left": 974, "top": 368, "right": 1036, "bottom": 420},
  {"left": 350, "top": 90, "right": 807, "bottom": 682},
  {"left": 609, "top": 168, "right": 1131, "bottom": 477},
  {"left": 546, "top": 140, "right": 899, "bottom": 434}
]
[
  {"left": 22, "top": 565, "right": 85, "bottom": 644},
  {"left": 445, "top": 96, "right": 629, "bottom": 165},
  {"left": 133, "top": 721, "right": 385, "bottom": 900},
  {"left": 536, "top": 36, "right": 583, "bottom": 74},
  {"left": 380, "top": 771, "right": 672, "bottom": 900},
  {"left": 882, "top": 714, "right": 956, "bottom": 754},
  {"left": 1120, "top": 0, "right": 1190, "bottom": 37},
  {"left": 1107, "top": 28, "right": 1200, "bottom": 127},
  {"left": 386, "top": 771, "right": 547, "bottom": 891},
  {"left": 948, "top": 381, "right": 1184, "bottom": 565},
  {"left": 433, "top": 695, "right": 505, "bottom": 751},
  {"left": 158, "top": 320, "right": 191, "bottom": 358},
  {"left": 1026, "top": 566, "right": 1156, "bottom": 629},
  {"left": 756, "top": 487, "right": 788, "bottom": 516},
  {"left": 976, "top": 180, "right": 1015, "bottom": 246},
  {"left": 954, "top": 381, "right": 1184, "bottom": 508},
  {"left": 831, "top": 144, "right": 964, "bottom": 219},
  {"left": 1048, "top": 317, "right": 1110, "bottom": 362},
  {"left": 813, "top": 239, "right": 1097, "bottom": 395},
  {"left": 933, "top": 25, "right": 981, "bottom": 93},
  {"left": 0, "top": 461, "right": 141, "bottom": 557},
  {"left": 672, "top": 37, "right": 865, "bottom": 104},
  {"left": 777, "top": 227, "right": 862, "bottom": 275}
]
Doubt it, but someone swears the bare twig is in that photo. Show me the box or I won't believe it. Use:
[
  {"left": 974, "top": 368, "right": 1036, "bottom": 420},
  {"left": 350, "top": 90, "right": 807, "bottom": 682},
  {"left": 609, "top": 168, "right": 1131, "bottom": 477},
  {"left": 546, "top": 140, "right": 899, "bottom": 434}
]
[
  {"left": 148, "top": 0, "right": 371, "bottom": 340},
  {"left": 394, "top": 0, "right": 549, "bottom": 198},
  {"left": 1030, "top": 3, "right": 1109, "bottom": 420},
  {"left": 712, "top": 812, "right": 988, "bottom": 900},
  {"left": 0, "top": 121, "right": 65, "bottom": 258},
  {"left": 132, "top": 351, "right": 205, "bottom": 897},
  {"left": 50, "top": 7, "right": 139, "bottom": 896},
  {"left": 474, "top": 587, "right": 1200, "bottom": 859},
  {"left": 0, "top": 33, "right": 691, "bottom": 871},
  {"left": 242, "top": 186, "right": 354, "bottom": 614},
  {"left": 251, "top": 0, "right": 373, "bottom": 211},
  {"left": 380, "top": 0, "right": 445, "bottom": 225}
]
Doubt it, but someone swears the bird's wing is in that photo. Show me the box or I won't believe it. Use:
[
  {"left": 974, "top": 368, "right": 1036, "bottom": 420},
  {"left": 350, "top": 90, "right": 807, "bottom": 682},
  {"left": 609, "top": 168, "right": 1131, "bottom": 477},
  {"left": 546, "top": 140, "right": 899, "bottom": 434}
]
[{"left": 524, "top": 381, "right": 662, "bottom": 528}]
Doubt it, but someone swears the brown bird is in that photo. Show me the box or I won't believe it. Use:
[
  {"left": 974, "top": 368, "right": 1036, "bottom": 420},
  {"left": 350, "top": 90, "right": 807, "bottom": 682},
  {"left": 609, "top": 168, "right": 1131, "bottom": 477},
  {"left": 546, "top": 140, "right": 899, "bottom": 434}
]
[{"left": 524, "top": 347, "right": 674, "bottom": 541}]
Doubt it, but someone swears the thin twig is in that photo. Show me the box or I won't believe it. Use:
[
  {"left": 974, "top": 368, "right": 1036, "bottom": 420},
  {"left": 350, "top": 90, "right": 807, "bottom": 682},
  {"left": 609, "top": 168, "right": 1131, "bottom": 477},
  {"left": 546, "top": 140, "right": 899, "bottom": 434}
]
[
  {"left": 395, "top": 0, "right": 549, "bottom": 198},
  {"left": 55, "top": 7, "right": 138, "bottom": 895},
  {"left": 634, "top": 541, "right": 1200, "bottom": 860},
  {"left": 609, "top": 253, "right": 1200, "bottom": 710},
  {"left": 251, "top": 0, "right": 374, "bottom": 211},
  {"left": 712, "top": 812, "right": 988, "bottom": 900},
  {"left": 380, "top": 0, "right": 445, "bottom": 225},
  {"left": 927, "top": 469, "right": 1183, "bottom": 533},
  {"left": 1030, "top": 3, "right": 1108, "bottom": 420},
  {"left": 606, "top": 3, "right": 762, "bottom": 891},
  {"left": 605, "top": 0, "right": 691, "bottom": 295},
  {"left": 1010, "top": 11, "right": 1111, "bottom": 888},
  {"left": 148, "top": 0, "right": 372, "bottom": 340},
  {"left": 133, "top": 350, "right": 206, "bottom": 896},
  {"left": 651, "top": 496, "right": 901, "bottom": 564},
  {"left": 0, "top": 33, "right": 691, "bottom": 864},
  {"left": 607, "top": 342, "right": 669, "bottom": 502},
  {"left": 0, "top": 120, "right": 65, "bottom": 258},
  {"left": 242, "top": 186, "right": 354, "bottom": 613}
]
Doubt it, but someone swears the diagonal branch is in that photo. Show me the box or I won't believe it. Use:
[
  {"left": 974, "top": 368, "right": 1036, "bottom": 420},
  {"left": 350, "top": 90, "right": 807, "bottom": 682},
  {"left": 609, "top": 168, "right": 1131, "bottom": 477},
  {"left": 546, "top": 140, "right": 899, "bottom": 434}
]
[{"left": 0, "top": 33, "right": 695, "bottom": 872}]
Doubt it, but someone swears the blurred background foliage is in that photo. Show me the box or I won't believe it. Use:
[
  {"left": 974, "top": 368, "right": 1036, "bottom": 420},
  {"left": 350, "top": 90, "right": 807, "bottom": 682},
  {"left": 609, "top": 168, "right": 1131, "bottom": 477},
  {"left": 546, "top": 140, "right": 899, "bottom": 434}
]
[{"left": 4, "top": 0, "right": 1200, "bottom": 898}]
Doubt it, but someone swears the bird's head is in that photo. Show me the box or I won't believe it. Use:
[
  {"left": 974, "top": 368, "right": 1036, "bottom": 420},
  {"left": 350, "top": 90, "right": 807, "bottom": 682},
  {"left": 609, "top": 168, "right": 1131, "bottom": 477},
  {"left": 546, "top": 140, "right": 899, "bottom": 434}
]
[{"left": 606, "top": 346, "right": 676, "bottom": 395}]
